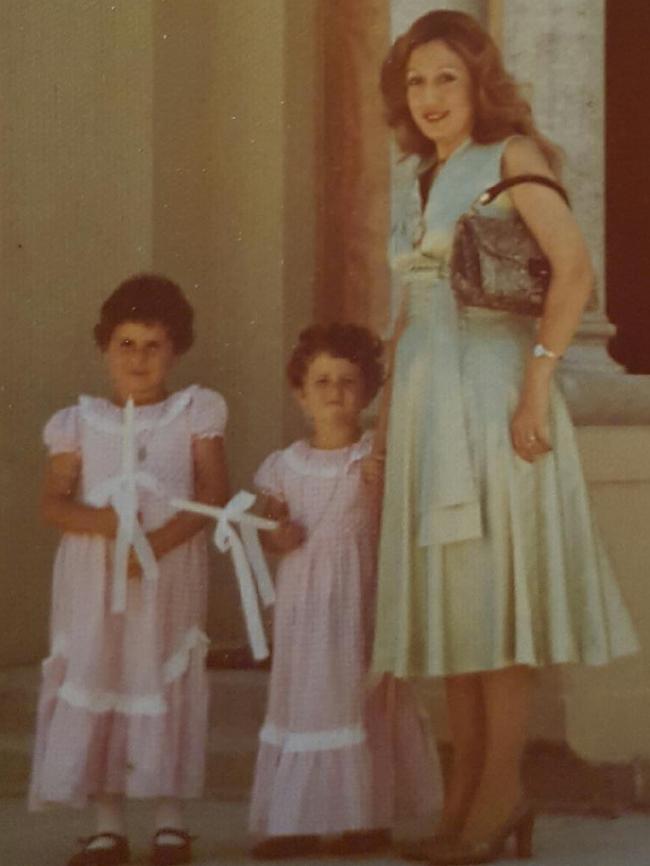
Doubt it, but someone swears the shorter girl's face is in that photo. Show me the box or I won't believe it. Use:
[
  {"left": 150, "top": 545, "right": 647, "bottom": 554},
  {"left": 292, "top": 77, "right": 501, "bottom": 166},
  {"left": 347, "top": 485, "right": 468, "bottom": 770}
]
[
  {"left": 405, "top": 39, "right": 474, "bottom": 160},
  {"left": 297, "top": 352, "right": 366, "bottom": 430},
  {"left": 104, "top": 320, "right": 176, "bottom": 405}
]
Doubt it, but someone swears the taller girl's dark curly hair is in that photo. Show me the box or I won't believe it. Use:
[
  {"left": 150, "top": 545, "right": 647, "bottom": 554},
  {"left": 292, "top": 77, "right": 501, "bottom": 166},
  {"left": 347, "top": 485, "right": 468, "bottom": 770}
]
[
  {"left": 287, "top": 323, "right": 385, "bottom": 401},
  {"left": 381, "top": 9, "right": 561, "bottom": 172},
  {"left": 94, "top": 273, "right": 195, "bottom": 354}
]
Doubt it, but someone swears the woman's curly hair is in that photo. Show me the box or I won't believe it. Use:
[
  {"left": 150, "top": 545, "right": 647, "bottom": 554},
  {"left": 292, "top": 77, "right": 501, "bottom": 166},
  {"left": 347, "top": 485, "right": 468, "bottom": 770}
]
[
  {"left": 381, "top": 9, "right": 561, "bottom": 172},
  {"left": 94, "top": 273, "right": 194, "bottom": 354},
  {"left": 287, "top": 323, "right": 385, "bottom": 401}
]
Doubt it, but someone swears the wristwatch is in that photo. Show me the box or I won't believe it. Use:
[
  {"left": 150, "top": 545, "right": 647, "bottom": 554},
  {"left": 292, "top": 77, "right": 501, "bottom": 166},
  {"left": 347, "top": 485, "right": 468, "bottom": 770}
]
[{"left": 532, "top": 343, "right": 561, "bottom": 360}]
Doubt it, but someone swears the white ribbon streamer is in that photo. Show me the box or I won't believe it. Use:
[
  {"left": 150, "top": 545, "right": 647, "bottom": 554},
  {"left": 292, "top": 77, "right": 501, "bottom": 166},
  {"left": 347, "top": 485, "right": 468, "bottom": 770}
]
[
  {"left": 86, "top": 397, "right": 160, "bottom": 613},
  {"left": 170, "top": 492, "right": 277, "bottom": 660}
]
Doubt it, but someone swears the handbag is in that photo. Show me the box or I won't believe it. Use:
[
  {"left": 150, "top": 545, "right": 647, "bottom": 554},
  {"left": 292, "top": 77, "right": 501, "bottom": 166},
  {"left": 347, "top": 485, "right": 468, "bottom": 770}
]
[{"left": 449, "top": 174, "right": 570, "bottom": 317}]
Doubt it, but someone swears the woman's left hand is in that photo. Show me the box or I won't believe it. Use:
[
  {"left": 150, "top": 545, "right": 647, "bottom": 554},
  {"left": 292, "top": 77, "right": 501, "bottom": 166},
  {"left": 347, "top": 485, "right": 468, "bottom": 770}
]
[{"left": 510, "top": 387, "right": 552, "bottom": 463}]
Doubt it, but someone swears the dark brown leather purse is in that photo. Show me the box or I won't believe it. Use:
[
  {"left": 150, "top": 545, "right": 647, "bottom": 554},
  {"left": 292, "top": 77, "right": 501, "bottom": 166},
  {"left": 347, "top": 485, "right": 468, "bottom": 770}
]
[{"left": 449, "top": 174, "right": 570, "bottom": 317}]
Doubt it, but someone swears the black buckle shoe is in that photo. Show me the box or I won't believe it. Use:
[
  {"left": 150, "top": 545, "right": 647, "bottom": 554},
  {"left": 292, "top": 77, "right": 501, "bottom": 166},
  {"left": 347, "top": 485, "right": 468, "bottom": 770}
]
[
  {"left": 67, "top": 833, "right": 130, "bottom": 866},
  {"left": 149, "top": 828, "right": 194, "bottom": 866}
]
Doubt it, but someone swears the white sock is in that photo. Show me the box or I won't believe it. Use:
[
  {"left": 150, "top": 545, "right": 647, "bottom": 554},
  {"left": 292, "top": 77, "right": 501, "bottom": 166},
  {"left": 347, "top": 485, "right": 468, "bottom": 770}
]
[
  {"left": 90, "top": 795, "right": 126, "bottom": 849},
  {"left": 155, "top": 799, "right": 186, "bottom": 846}
]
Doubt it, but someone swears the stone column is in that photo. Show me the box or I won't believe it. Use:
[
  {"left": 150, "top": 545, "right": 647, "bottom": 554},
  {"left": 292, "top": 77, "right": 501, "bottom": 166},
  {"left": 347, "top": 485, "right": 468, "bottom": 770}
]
[
  {"left": 318, "top": 0, "right": 391, "bottom": 332},
  {"left": 501, "top": 1, "right": 650, "bottom": 424},
  {"left": 0, "top": 0, "right": 155, "bottom": 666},
  {"left": 391, "top": 0, "right": 485, "bottom": 37},
  {"left": 501, "top": 0, "right": 623, "bottom": 381}
]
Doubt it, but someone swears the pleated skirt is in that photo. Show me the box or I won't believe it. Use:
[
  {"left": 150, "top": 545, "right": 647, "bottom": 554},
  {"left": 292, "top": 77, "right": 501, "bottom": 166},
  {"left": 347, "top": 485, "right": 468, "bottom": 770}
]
[{"left": 373, "top": 307, "right": 639, "bottom": 677}]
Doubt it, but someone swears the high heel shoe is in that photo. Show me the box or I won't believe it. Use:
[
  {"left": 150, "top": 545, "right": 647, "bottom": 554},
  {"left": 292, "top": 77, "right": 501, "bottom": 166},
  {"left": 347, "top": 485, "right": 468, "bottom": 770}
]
[{"left": 423, "top": 802, "right": 535, "bottom": 865}]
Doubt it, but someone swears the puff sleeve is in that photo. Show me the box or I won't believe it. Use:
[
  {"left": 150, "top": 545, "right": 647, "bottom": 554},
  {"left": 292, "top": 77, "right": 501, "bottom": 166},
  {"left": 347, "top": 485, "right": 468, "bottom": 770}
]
[
  {"left": 188, "top": 387, "right": 228, "bottom": 439},
  {"left": 253, "top": 451, "right": 286, "bottom": 501},
  {"left": 43, "top": 406, "right": 81, "bottom": 455}
]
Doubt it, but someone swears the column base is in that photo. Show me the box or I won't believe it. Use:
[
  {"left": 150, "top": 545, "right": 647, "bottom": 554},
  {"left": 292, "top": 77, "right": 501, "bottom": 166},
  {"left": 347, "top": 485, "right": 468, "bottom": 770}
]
[
  {"left": 560, "top": 367, "right": 650, "bottom": 425},
  {"left": 561, "top": 315, "right": 622, "bottom": 374},
  {"left": 556, "top": 314, "right": 650, "bottom": 425}
]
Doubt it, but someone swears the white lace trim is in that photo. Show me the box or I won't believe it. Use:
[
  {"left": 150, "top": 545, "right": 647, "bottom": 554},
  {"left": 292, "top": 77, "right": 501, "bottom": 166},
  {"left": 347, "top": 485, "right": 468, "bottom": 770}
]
[
  {"left": 193, "top": 429, "right": 224, "bottom": 440},
  {"left": 58, "top": 681, "right": 167, "bottom": 716},
  {"left": 78, "top": 385, "right": 198, "bottom": 435},
  {"left": 282, "top": 431, "right": 374, "bottom": 479},
  {"left": 259, "top": 722, "right": 366, "bottom": 753},
  {"left": 51, "top": 627, "right": 209, "bottom": 716}
]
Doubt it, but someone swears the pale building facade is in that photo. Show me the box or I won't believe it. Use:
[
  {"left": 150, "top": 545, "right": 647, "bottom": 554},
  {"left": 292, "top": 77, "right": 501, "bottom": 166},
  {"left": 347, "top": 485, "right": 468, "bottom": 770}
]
[{"left": 2, "top": 0, "right": 650, "bottom": 778}]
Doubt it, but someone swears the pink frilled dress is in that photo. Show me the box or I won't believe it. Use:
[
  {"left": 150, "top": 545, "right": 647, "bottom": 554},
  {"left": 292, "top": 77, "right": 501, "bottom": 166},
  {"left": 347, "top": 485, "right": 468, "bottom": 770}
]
[
  {"left": 249, "top": 433, "right": 441, "bottom": 837},
  {"left": 29, "top": 385, "right": 227, "bottom": 809}
]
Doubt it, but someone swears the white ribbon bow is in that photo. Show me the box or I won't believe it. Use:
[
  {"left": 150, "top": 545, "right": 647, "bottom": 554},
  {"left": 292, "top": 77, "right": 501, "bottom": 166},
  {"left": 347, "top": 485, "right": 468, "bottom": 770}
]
[
  {"left": 170, "top": 492, "right": 277, "bottom": 660},
  {"left": 86, "top": 397, "right": 160, "bottom": 613},
  {"left": 87, "top": 471, "right": 162, "bottom": 613}
]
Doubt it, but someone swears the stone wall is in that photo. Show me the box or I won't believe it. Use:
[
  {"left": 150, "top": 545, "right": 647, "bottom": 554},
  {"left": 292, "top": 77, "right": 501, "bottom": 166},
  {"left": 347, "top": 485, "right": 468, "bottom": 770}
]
[{"left": 1, "top": 0, "right": 317, "bottom": 665}]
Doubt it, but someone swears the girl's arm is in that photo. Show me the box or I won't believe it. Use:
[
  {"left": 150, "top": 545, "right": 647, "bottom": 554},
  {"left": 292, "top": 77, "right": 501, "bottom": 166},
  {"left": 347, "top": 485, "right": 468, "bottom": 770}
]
[
  {"left": 144, "top": 436, "right": 230, "bottom": 563},
  {"left": 41, "top": 452, "right": 118, "bottom": 537},
  {"left": 502, "top": 136, "right": 594, "bottom": 463},
  {"left": 362, "top": 297, "right": 408, "bottom": 486},
  {"left": 258, "top": 494, "right": 305, "bottom": 555}
]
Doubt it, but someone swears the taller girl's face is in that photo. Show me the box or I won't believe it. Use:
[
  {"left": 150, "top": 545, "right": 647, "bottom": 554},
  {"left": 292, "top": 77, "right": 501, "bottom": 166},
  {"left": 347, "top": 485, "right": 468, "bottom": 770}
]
[
  {"left": 104, "top": 320, "right": 176, "bottom": 405},
  {"left": 405, "top": 39, "right": 475, "bottom": 160},
  {"left": 297, "top": 352, "right": 367, "bottom": 429}
]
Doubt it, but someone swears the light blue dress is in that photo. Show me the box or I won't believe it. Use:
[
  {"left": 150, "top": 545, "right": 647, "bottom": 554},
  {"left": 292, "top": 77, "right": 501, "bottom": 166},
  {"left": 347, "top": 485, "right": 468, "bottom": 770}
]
[{"left": 372, "top": 138, "right": 639, "bottom": 677}]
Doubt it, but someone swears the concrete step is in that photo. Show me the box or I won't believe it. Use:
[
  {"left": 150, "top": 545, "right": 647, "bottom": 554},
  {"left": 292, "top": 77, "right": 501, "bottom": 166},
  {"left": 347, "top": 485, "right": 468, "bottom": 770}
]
[
  {"left": 2, "top": 661, "right": 650, "bottom": 811},
  {"left": 0, "top": 664, "right": 268, "bottom": 799}
]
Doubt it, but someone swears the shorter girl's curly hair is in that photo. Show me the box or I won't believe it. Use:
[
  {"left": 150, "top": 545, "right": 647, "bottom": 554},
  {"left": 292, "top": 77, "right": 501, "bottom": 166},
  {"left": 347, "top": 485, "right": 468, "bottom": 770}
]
[
  {"left": 94, "top": 273, "right": 194, "bottom": 353},
  {"left": 287, "top": 323, "right": 384, "bottom": 401}
]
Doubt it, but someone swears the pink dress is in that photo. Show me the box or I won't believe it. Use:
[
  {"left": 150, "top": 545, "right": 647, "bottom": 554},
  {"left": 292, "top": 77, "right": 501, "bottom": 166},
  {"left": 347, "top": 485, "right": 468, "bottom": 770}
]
[
  {"left": 29, "top": 385, "right": 227, "bottom": 809},
  {"left": 249, "top": 433, "right": 441, "bottom": 837}
]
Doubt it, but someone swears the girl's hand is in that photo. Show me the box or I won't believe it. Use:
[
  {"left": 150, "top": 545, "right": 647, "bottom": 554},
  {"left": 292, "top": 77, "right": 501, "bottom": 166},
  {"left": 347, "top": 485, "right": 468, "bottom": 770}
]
[
  {"left": 361, "top": 452, "right": 385, "bottom": 489},
  {"left": 259, "top": 496, "right": 305, "bottom": 554},
  {"left": 40, "top": 453, "right": 125, "bottom": 538},
  {"left": 392, "top": 292, "right": 409, "bottom": 344},
  {"left": 96, "top": 506, "right": 119, "bottom": 539},
  {"left": 127, "top": 547, "right": 142, "bottom": 580},
  {"left": 511, "top": 385, "right": 552, "bottom": 463},
  {"left": 268, "top": 518, "right": 306, "bottom": 553}
]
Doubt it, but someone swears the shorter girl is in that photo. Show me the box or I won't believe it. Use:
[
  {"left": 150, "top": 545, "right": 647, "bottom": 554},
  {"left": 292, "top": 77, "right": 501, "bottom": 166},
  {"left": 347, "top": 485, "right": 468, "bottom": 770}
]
[
  {"left": 30, "top": 274, "right": 230, "bottom": 866},
  {"left": 249, "top": 323, "right": 440, "bottom": 859}
]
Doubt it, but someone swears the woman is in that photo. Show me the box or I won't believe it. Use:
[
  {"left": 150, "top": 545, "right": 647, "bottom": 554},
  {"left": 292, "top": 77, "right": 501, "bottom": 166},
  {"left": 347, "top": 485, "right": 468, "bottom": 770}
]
[{"left": 369, "top": 10, "right": 639, "bottom": 865}]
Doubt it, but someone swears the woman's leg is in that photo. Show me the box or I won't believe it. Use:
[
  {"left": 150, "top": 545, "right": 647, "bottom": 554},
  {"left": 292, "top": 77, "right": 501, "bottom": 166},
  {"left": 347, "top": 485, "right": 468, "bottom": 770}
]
[
  {"left": 461, "top": 664, "right": 535, "bottom": 843},
  {"left": 436, "top": 673, "right": 485, "bottom": 837}
]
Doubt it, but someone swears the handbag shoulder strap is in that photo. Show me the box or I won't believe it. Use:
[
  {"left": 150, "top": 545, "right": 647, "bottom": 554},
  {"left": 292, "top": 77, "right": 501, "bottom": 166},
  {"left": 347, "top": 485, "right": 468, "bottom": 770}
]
[{"left": 477, "top": 174, "right": 570, "bottom": 208}]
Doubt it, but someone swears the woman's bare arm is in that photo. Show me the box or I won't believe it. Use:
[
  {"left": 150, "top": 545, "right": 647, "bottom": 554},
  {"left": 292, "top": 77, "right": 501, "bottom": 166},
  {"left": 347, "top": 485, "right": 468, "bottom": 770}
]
[{"left": 502, "top": 136, "right": 594, "bottom": 461}]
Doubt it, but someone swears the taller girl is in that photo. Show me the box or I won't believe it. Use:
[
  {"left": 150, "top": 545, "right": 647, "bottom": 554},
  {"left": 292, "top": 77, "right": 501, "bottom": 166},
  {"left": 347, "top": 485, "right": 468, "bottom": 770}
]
[
  {"left": 371, "top": 10, "right": 639, "bottom": 865},
  {"left": 30, "top": 275, "right": 229, "bottom": 866}
]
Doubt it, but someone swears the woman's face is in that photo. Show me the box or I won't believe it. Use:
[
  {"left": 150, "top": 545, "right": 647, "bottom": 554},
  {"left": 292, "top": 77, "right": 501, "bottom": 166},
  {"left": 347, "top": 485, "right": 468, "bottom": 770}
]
[{"left": 405, "top": 39, "right": 474, "bottom": 160}]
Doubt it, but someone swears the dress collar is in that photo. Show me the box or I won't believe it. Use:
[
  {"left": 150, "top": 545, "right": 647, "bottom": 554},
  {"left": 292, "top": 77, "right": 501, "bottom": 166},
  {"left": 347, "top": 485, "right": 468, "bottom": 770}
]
[{"left": 282, "top": 430, "right": 374, "bottom": 478}]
